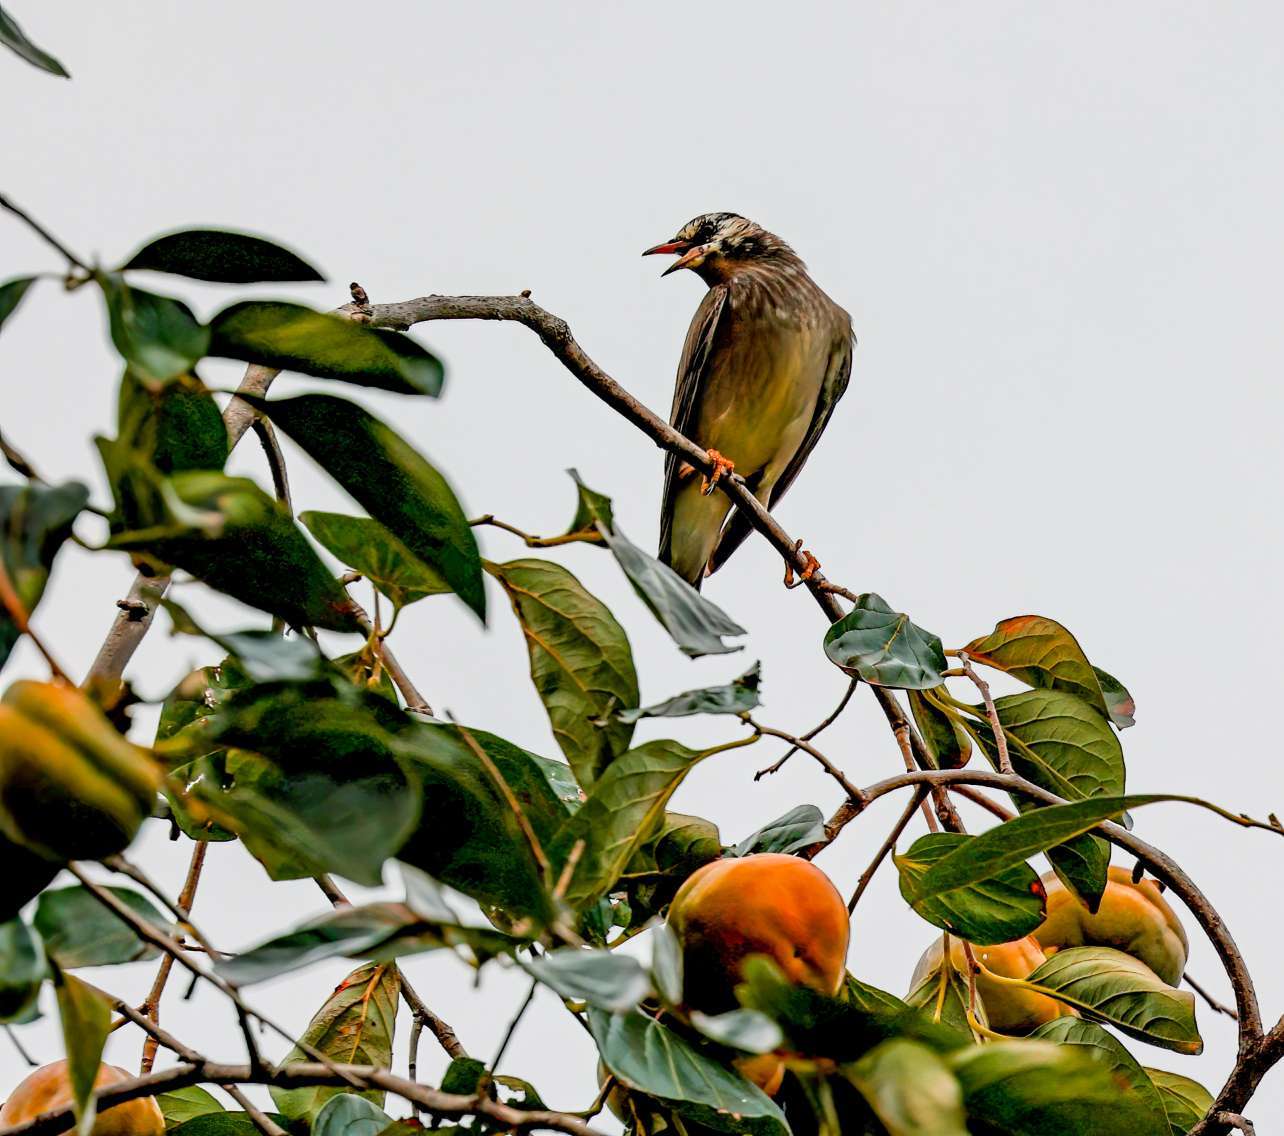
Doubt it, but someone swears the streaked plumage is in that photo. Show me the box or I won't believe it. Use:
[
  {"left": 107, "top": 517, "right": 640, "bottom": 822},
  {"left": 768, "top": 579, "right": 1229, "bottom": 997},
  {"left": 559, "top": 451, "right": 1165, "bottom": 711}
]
[{"left": 644, "top": 213, "right": 853, "bottom": 587}]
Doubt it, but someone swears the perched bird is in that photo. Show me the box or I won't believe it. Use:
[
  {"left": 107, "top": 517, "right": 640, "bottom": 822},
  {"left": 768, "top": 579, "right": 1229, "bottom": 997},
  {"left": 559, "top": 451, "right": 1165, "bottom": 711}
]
[{"left": 645, "top": 212, "right": 853, "bottom": 588}]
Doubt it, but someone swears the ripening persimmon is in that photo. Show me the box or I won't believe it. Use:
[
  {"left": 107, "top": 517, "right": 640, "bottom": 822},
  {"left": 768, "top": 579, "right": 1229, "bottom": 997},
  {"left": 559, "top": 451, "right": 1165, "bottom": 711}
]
[
  {"left": 0, "top": 1061, "right": 165, "bottom": 1135},
  {"left": 667, "top": 852, "right": 850, "bottom": 1014},
  {"left": 909, "top": 935, "right": 1074, "bottom": 1035},
  {"left": 1032, "top": 866, "right": 1188, "bottom": 985}
]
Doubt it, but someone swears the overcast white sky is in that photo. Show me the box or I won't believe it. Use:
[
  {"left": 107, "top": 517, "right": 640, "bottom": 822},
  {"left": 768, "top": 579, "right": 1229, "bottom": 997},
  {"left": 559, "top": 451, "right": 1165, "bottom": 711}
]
[{"left": 3, "top": 1, "right": 1283, "bottom": 1127}]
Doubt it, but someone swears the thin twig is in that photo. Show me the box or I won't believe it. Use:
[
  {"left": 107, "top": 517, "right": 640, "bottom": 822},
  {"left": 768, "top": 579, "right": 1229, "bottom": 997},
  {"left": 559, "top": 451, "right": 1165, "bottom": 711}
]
[
  {"left": 754, "top": 677, "right": 858, "bottom": 780},
  {"left": 470, "top": 514, "right": 602, "bottom": 548},
  {"left": 488, "top": 980, "right": 538, "bottom": 1075},
  {"left": 250, "top": 417, "right": 293, "bottom": 515},
  {"left": 223, "top": 1087, "right": 287, "bottom": 1136},
  {"left": 742, "top": 715, "right": 865, "bottom": 805},
  {"left": 848, "top": 787, "right": 927, "bottom": 912},
  {"left": 3, "top": 1026, "right": 37, "bottom": 1067},
  {"left": 951, "top": 784, "right": 1017, "bottom": 823},
  {"left": 0, "top": 194, "right": 87, "bottom": 271},
  {"left": 956, "top": 652, "right": 1012, "bottom": 775},
  {"left": 343, "top": 588, "right": 433, "bottom": 716},
  {"left": 1186, "top": 971, "right": 1240, "bottom": 1021}
]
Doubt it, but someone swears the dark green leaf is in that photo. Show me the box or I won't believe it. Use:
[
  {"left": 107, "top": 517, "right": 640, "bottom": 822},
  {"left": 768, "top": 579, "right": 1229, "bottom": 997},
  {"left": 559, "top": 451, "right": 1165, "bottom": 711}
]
[
  {"left": 0, "top": 276, "right": 36, "bottom": 332},
  {"left": 171, "top": 1113, "right": 290, "bottom": 1136},
  {"left": 156, "top": 1086, "right": 225, "bottom": 1127},
  {"left": 589, "top": 1008, "right": 788, "bottom": 1136},
  {"left": 0, "top": 918, "right": 45, "bottom": 1021},
  {"left": 0, "top": 7, "right": 68, "bottom": 76},
  {"left": 107, "top": 470, "right": 360, "bottom": 632},
  {"left": 907, "top": 689, "right": 971, "bottom": 769},
  {"left": 651, "top": 922, "right": 683, "bottom": 1007},
  {"left": 53, "top": 968, "right": 110, "bottom": 1132},
  {"left": 895, "top": 832, "right": 1046, "bottom": 945},
  {"left": 0, "top": 833, "right": 60, "bottom": 924},
  {"left": 245, "top": 393, "right": 481, "bottom": 617},
  {"left": 488, "top": 558, "right": 638, "bottom": 787},
  {"left": 34, "top": 885, "right": 168, "bottom": 968},
  {"left": 841, "top": 1039, "right": 968, "bottom": 1136},
  {"left": 964, "top": 615, "right": 1111, "bottom": 718},
  {"left": 121, "top": 229, "right": 324, "bottom": 283},
  {"left": 524, "top": 948, "right": 651, "bottom": 1012},
  {"left": 97, "top": 274, "right": 209, "bottom": 383},
  {"left": 1031, "top": 1019, "right": 1169, "bottom": 1136},
  {"left": 1096, "top": 666, "right": 1137, "bottom": 729},
  {"left": 951, "top": 1038, "right": 1167, "bottom": 1136},
  {"left": 911, "top": 794, "right": 1177, "bottom": 904},
  {"left": 312, "top": 1093, "right": 391, "bottom": 1136},
  {"left": 1144, "top": 1069, "right": 1214, "bottom": 1135},
  {"left": 689, "top": 1008, "right": 783, "bottom": 1055},
  {"left": 733, "top": 804, "right": 826, "bottom": 857},
  {"left": 301, "top": 511, "right": 451, "bottom": 609},
  {"left": 396, "top": 721, "right": 568, "bottom": 925},
  {"left": 528, "top": 753, "right": 583, "bottom": 811},
  {"left": 209, "top": 301, "right": 442, "bottom": 395},
  {"left": 270, "top": 963, "right": 398, "bottom": 1124},
  {"left": 620, "top": 662, "right": 761, "bottom": 723},
  {"left": 568, "top": 471, "right": 746, "bottom": 658},
  {"left": 822, "top": 594, "right": 946, "bottom": 690},
  {"left": 0, "top": 480, "right": 89, "bottom": 672},
  {"left": 1024, "top": 946, "right": 1202, "bottom": 1054},
  {"left": 551, "top": 740, "right": 709, "bottom": 908}
]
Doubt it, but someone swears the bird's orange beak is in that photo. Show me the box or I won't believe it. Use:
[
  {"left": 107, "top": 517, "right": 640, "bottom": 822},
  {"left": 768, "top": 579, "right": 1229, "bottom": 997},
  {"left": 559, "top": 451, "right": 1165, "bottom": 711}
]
[
  {"left": 659, "top": 245, "right": 711, "bottom": 277},
  {"left": 642, "top": 239, "right": 690, "bottom": 257}
]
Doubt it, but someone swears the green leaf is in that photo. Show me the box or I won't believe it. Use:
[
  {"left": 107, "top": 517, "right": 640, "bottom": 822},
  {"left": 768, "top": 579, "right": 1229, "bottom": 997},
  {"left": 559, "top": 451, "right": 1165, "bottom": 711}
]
[
  {"left": 0, "top": 276, "right": 36, "bottom": 333},
  {"left": 1096, "top": 666, "right": 1137, "bottom": 729},
  {"left": 822, "top": 594, "right": 946, "bottom": 690},
  {"left": 1144, "top": 1069, "right": 1214, "bottom": 1135},
  {"left": 904, "top": 949, "right": 985, "bottom": 1037},
  {"left": 120, "top": 229, "right": 324, "bottom": 284},
  {"left": 1024, "top": 946, "right": 1202, "bottom": 1054},
  {"left": 907, "top": 689, "right": 971, "bottom": 769},
  {"left": 97, "top": 274, "right": 210, "bottom": 383},
  {"left": 217, "top": 898, "right": 516, "bottom": 986},
  {"left": 396, "top": 722, "right": 569, "bottom": 925},
  {"left": 209, "top": 301, "right": 443, "bottom": 395},
  {"left": 301, "top": 511, "right": 451, "bottom": 609},
  {"left": 528, "top": 753, "right": 583, "bottom": 812},
  {"left": 156, "top": 1086, "right": 225, "bottom": 1128},
  {"left": 689, "top": 1008, "right": 784, "bottom": 1055},
  {"left": 0, "top": 480, "right": 89, "bottom": 672},
  {"left": 589, "top": 1008, "right": 788, "bottom": 1136},
  {"left": 244, "top": 393, "right": 481, "bottom": 618},
  {"left": 733, "top": 804, "right": 826, "bottom": 856},
  {"left": 964, "top": 615, "right": 1112, "bottom": 718},
  {"left": 170, "top": 1113, "right": 291, "bottom": 1135},
  {"left": 620, "top": 662, "right": 761, "bottom": 722},
  {"left": 651, "top": 922, "right": 683, "bottom": 1007},
  {"left": 167, "top": 680, "right": 421, "bottom": 886},
  {"left": 841, "top": 1038, "right": 968, "bottom": 1136},
  {"left": 312, "top": 1093, "right": 392, "bottom": 1136},
  {"left": 1031, "top": 1019, "right": 1169, "bottom": 1136},
  {"left": 951, "top": 1038, "right": 1169, "bottom": 1136},
  {"left": 33, "top": 885, "right": 168, "bottom": 968},
  {"left": 551, "top": 740, "right": 708, "bottom": 908},
  {"left": 0, "top": 918, "right": 45, "bottom": 1021},
  {"left": 910, "top": 794, "right": 1175, "bottom": 905},
  {"left": 53, "top": 968, "right": 111, "bottom": 1136},
  {"left": 270, "top": 963, "right": 399, "bottom": 1125},
  {"left": 524, "top": 947, "right": 651, "bottom": 1012},
  {"left": 488, "top": 558, "right": 638, "bottom": 787},
  {"left": 0, "top": 7, "right": 68, "bottom": 76},
  {"left": 107, "top": 470, "right": 360, "bottom": 633},
  {"left": 895, "top": 832, "right": 1046, "bottom": 945},
  {"left": 566, "top": 472, "right": 747, "bottom": 658}
]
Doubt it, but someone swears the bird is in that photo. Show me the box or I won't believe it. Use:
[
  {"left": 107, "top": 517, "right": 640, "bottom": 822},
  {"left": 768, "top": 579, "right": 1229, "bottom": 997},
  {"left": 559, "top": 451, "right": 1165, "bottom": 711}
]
[{"left": 644, "top": 212, "right": 853, "bottom": 589}]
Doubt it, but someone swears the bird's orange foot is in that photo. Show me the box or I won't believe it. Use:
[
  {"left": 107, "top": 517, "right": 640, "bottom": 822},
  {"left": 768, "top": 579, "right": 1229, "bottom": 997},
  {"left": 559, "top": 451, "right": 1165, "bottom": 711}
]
[
  {"left": 676, "top": 461, "right": 698, "bottom": 481},
  {"left": 700, "top": 449, "right": 735, "bottom": 496},
  {"left": 783, "top": 540, "right": 821, "bottom": 589}
]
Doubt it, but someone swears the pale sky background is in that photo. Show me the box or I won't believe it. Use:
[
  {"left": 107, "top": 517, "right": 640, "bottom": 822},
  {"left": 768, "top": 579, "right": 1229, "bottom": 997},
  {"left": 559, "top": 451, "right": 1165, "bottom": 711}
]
[{"left": 3, "top": 1, "right": 1283, "bottom": 1127}]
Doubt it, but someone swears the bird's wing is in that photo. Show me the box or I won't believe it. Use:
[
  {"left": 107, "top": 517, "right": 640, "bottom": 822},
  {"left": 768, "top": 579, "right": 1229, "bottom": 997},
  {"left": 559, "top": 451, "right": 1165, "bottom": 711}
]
[
  {"left": 707, "top": 325, "right": 853, "bottom": 575},
  {"left": 658, "top": 284, "right": 731, "bottom": 564}
]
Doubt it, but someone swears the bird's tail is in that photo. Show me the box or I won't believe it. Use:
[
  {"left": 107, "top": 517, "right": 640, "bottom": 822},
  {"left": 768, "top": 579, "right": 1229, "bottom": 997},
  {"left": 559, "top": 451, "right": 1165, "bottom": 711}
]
[{"left": 659, "top": 478, "right": 733, "bottom": 590}]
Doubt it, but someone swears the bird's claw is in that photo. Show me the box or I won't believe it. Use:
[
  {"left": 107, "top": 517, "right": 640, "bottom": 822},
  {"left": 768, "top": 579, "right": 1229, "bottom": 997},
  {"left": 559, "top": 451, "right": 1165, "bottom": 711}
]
[
  {"left": 783, "top": 540, "right": 821, "bottom": 589},
  {"left": 700, "top": 449, "right": 735, "bottom": 496}
]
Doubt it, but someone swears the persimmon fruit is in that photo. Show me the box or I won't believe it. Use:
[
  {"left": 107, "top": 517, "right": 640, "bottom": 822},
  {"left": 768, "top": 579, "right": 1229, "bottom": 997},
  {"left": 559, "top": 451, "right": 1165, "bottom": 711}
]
[{"left": 0, "top": 1060, "right": 164, "bottom": 1135}]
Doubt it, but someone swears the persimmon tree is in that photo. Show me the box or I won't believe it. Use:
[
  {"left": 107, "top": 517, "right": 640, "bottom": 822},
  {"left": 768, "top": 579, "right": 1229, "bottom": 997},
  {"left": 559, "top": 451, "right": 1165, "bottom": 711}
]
[{"left": 2, "top": 14, "right": 1283, "bottom": 1136}]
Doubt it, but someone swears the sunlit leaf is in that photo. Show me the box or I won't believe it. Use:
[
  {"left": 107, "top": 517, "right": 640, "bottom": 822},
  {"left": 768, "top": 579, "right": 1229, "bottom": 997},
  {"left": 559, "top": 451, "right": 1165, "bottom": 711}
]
[
  {"left": 488, "top": 558, "right": 638, "bottom": 787},
  {"left": 270, "top": 963, "right": 399, "bottom": 1124},
  {"left": 841, "top": 1038, "right": 968, "bottom": 1136},
  {"left": 823, "top": 594, "right": 946, "bottom": 689},
  {"left": 156, "top": 1086, "right": 225, "bottom": 1128},
  {"left": 0, "top": 7, "right": 68, "bottom": 76},
  {"left": 97, "top": 274, "right": 209, "bottom": 383},
  {"left": 121, "top": 229, "right": 324, "bottom": 283},
  {"left": 301, "top": 511, "right": 451, "bottom": 609},
  {"left": 1144, "top": 1069, "right": 1214, "bottom": 1135},
  {"left": 1096, "top": 666, "right": 1137, "bottom": 729},
  {"left": 210, "top": 301, "right": 442, "bottom": 396},
  {"left": 1025, "top": 946, "right": 1202, "bottom": 1053},
  {"left": 33, "top": 884, "right": 169, "bottom": 968},
  {"left": 620, "top": 662, "right": 761, "bottom": 722},
  {"left": 245, "top": 393, "right": 481, "bottom": 618}
]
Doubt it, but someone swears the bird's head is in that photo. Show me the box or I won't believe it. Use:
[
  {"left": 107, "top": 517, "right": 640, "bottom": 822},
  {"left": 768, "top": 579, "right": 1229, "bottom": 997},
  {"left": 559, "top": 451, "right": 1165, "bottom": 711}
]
[{"left": 643, "top": 213, "right": 796, "bottom": 283}]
